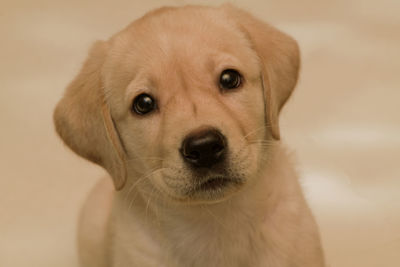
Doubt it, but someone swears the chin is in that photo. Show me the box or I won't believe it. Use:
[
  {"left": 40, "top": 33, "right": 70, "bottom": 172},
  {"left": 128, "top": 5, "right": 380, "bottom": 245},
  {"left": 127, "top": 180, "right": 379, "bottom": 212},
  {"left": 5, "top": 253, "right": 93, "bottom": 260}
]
[{"left": 162, "top": 176, "right": 245, "bottom": 205}]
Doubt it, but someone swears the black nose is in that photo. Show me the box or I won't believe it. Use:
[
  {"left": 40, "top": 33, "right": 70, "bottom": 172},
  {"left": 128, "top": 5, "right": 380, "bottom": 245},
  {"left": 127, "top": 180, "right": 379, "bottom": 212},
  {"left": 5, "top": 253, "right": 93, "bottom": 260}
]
[{"left": 181, "top": 128, "right": 226, "bottom": 168}]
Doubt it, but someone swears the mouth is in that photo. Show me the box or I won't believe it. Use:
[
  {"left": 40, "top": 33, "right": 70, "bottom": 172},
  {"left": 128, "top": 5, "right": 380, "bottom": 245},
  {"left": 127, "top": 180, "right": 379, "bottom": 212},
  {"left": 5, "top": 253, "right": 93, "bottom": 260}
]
[
  {"left": 196, "top": 177, "right": 232, "bottom": 191},
  {"left": 185, "top": 175, "right": 243, "bottom": 199},
  {"left": 160, "top": 163, "right": 246, "bottom": 202}
]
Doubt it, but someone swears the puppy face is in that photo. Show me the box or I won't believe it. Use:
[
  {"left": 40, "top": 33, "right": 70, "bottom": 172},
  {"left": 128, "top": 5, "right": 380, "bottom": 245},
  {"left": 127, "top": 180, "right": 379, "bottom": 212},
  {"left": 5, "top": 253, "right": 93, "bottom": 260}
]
[
  {"left": 105, "top": 13, "right": 267, "bottom": 202},
  {"left": 54, "top": 5, "right": 299, "bottom": 204}
]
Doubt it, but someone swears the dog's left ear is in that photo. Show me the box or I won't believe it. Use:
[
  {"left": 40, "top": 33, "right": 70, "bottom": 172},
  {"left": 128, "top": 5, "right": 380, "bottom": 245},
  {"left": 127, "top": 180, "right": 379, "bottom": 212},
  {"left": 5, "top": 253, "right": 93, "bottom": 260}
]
[{"left": 223, "top": 5, "right": 300, "bottom": 140}]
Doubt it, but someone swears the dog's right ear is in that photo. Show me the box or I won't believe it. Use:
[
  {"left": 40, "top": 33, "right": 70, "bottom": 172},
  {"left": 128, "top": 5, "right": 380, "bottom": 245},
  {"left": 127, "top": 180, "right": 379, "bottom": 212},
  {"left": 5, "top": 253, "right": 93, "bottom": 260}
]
[
  {"left": 53, "top": 41, "right": 127, "bottom": 190},
  {"left": 223, "top": 5, "right": 300, "bottom": 140}
]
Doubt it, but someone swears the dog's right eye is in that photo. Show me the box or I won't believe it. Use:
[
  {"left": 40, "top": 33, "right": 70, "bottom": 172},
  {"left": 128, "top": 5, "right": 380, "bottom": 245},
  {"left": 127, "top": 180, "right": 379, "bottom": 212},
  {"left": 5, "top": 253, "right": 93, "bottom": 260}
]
[{"left": 132, "top": 93, "right": 157, "bottom": 115}]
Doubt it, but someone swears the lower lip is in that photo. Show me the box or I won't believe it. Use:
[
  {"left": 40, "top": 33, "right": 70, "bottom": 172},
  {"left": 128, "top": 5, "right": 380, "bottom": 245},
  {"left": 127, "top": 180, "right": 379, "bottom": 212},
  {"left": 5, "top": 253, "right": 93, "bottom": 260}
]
[{"left": 197, "top": 177, "right": 231, "bottom": 191}]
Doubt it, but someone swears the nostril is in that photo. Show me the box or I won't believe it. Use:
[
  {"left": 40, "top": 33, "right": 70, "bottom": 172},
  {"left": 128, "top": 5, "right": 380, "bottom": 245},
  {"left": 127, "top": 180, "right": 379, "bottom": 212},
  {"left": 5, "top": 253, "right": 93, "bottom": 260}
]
[
  {"left": 187, "top": 150, "right": 200, "bottom": 160},
  {"left": 212, "top": 144, "right": 224, "bottom": 154}
]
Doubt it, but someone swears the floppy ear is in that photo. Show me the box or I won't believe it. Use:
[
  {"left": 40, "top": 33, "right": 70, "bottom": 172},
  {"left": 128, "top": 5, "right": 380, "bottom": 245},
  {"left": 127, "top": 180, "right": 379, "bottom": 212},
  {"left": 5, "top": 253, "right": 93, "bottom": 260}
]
[
  {"left": 223, "top": 5, "right": 300, "bottom": 140},
  {"left": 54, "top": 41, "right": 127, "bottom": 190}
]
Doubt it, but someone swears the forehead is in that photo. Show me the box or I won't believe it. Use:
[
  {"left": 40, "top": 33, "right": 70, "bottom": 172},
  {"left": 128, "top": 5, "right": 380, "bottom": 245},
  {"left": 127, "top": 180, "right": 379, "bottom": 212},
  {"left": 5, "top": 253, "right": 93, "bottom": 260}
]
[{"left": 103, "top": 6, "right": 260, "bottom": 92}]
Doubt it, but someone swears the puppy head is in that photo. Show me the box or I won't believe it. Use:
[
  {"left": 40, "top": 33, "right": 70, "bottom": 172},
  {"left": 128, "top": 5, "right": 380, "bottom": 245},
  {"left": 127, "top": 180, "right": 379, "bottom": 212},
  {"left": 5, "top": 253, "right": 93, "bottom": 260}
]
[{"left": 54, "top": 5, "right": 299, "bottom": 203}]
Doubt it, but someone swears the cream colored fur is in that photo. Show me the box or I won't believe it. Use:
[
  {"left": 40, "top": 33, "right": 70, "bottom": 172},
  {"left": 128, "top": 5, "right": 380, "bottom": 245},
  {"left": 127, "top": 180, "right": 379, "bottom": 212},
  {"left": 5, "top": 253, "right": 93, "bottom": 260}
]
[{"left": 54, "top": 4, "right": 324, "bottom": 267}]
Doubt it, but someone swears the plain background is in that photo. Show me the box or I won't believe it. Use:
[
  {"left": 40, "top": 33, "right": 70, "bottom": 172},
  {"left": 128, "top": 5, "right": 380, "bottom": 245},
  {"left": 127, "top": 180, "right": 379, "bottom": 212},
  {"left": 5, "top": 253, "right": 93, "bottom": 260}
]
[{"left": 1, "top": 0, "right": 399, "bottom": 266}]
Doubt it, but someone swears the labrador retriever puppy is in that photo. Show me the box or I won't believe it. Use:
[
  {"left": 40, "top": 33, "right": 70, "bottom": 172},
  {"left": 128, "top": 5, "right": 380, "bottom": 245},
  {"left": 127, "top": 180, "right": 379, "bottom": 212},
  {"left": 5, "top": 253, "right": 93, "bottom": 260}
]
[{"left": 54, "top": 4, "right": 324, "bottom": 267}]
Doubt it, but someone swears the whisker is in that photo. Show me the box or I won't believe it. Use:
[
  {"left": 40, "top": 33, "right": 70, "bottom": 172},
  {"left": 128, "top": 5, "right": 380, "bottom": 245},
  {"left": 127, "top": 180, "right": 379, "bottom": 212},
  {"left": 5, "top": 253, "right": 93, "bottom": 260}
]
[
  {"left": 144, "top": 186, "right": 157, "bottom": 224},
  {"left": 248, "top": 139, "right": 275, "bottom": 146},
  {"left": 202, "top": 206, "right": 230, "bottom": 231},
  {"left": 125, "top": 156, "right": 164, "bottom": 163},
  {"left": 125, "top": 167, "right": 168, "bottom": 211},
  {"left": 242, "top": 125, "right": 266, "bottom": 140}
]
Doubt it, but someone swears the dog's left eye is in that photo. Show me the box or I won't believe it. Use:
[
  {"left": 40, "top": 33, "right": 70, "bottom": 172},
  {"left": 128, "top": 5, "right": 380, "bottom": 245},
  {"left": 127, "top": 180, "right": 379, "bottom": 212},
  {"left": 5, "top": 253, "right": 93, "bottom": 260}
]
[
  {"left": 132, "top": 93, "right": 157, "bottom": 115},
  {"left": 219, "top": 69, "right": 242, "bottom": 90}
]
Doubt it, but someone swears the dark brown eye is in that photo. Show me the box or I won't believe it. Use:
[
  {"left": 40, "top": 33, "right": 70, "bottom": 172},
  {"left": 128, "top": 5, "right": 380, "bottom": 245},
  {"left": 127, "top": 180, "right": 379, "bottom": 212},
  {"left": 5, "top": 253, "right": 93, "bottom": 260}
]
[
  {"left": 219, "top": 69, "right": 242, "bottom": 90},
  {"left": 132, "top": 93, "right": 156, "bottom": 115}
]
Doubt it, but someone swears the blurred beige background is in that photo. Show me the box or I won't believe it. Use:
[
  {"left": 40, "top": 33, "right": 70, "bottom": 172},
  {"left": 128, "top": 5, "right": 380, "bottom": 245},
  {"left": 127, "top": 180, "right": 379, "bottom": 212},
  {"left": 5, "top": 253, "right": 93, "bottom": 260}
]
[{"left": 1, "top": 0, "right": 399, "bottom": 266}]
